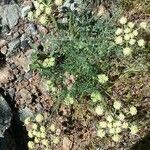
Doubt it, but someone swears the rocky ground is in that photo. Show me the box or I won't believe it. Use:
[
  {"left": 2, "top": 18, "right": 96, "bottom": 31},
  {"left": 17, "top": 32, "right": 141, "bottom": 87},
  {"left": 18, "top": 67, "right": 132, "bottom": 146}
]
[{"left": 0, "top": 0, "right": 53, "bottom": 149}]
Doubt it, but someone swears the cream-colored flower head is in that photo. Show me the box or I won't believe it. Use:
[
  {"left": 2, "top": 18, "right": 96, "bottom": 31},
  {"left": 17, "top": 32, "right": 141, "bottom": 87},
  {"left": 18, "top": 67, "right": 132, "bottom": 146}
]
[
  {"left": 130, "top": 125, "right": 138, "bottom": 135},
  {"left": 130, "top": 106, "right": 137, "bottom": 115},
  {"left": 123, "top": 47, "right": 132, "bottom": 56},
  {"left": 115, "top": 127, "right": 122, "bottom": 134},
  {"left": 36, "top": 132, "right": 41, "bottom": 138},
  {"left": 129, "top": 39, "right": 136, "bottom": 45},
  {"left": 35, "top": 114, "right": 44, "bottom": 123},
  {"left": 40, "top": 132, "right": 46, "bottom": 138},
  {"left": 40, "top": 126, "right": 46, "bottom": 132},
  {"left": 32, "top": 123, "right": 38, "bottom": 130},
  {"left": 140, "top": 22, "right": 147, "bottom": 29},
  {"left": 56, "top": 128, "right": 61, "bottom": 136},
  {"left": 28, "top": 11, "right": 34, "bottom": 20},
  {"left": 34, "top": 137, "right": 40, "bottom": 143},
  {"left": 99, "top": 121, "right": 107, "bottom": 128},
  {"left": 112, "top": 134, "right": 120, "bottom": 142},
  {"left": 109, "top": 128, "right": 115, "bottom": 134},
  {"left": 52, "top": 136, "right": 60, "bottom": 144},
  {"left": 42, "top": 139, "right": 49, "bottom": 146},
  {"left": 50, "top": 124, "right": 56, "bottom": 132},
  {"left": 35, "top": 9, "right": 42, "bottom": 17},
  {"left": 45, "top": 7, "right": 52, "bottom": 15},
  {"left": 129, "top": 33, "right": 135, "bottom": 38},
  {"left": 28, "top": 141, "right": 35, "bottom": 149},
  {"left": 55, "top": 0, "right": 63, "bottom": 6},
  {"left": 113, "top": 121, "right": 121, "bottom": 127},
  {"left": 28, "top": 130, "right": 33, "bottom": 138},
  {"left": 95, "top": 105, "right": 104, "bottom": 115},
  {"left": 106, "top": 115, "right": 113, "bottom": 122},
  {"left": 24, "top": 117, "right": 31, "bottom": 125},
  {"left": 113, "top": 101, "right": 121, "bottom": 110},
  {"left": 107, "top": 122, "right": 113, "bottom": 128},
  {"left": 32, "top": 130, "right": 37, "bottom": 136},
  {"left": 39, "top": 15, "right": 48, "bottom": 25},
  {"left": 115, "top": 36, "right": 123, "bottom": 45},
  {"left": 39, "top": 4, "right": 45, "bottom": 11},
  {"left": 34, "top": 1, "right": 40, "bottom": 8},
  {"left": 98, "top": 74, "right": 108, "bottom": 84},
  {"left": 115, "top": 28, "right": 123, "bottom": 35},
  {"left": 119, "top": 16, "right": 127, "bottom": 25},
  {"left": 124, "top": 28, "right": 131, "bottom": 34},
  {"left": 133, "top": 30, "right": 138, "bottom": 36},
  {"left": 138, "top": 39, "right": 145, "bottom": 47},
  {"left": 122, "top": 122, "right": 128, "bottom": 129},
  {"left": 124, "top": 34, "right": 131, "bottom": 41},
  {"left": 97, "top": 129, "right": 105, "bottom": 138},
  {"left": 128, "top": 22, "right": 135, "bottom": 28},
  {"left": 118, "top": 113, "right": 125, "bottom": 121}
]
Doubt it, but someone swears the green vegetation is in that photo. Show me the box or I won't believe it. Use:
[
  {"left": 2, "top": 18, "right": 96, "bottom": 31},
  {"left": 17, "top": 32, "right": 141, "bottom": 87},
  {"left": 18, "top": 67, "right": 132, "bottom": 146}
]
[{"left": 24, "top": 0, "right": 150, "bottom": 149}]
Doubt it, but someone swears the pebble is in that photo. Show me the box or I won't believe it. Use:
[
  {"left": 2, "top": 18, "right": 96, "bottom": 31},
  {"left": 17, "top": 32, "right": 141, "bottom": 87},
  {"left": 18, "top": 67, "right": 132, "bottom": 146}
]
[
  {"left": 21, "top": 5, "right": 32, "bottom": 18},
  {"left": 26, "top": 23, "right": 37, "bottom": 35},
  {"left": 13, "top": 32, "right": 20, "bottom": 39},
  {"left": 21, "top": 40, "right": 30, "bottom": 50},
  {"left": 0, "top": 39, "right": 7, "bottom": 48},
  {"left": 8, "top": 38, "right": 20, "bottom": 55},
  {"left": 0, "top": 46, "right": 7, "bottom": 54}
]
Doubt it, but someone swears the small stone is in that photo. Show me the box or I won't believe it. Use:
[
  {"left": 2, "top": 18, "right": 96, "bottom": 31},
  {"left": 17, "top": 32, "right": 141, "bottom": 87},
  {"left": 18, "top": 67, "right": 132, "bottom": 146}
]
[
  {"left": 37, "top": 25, "right": 48, "bottom": 34},
  {"left": 24, "top": 72, "right": 32, "bottom": 79},
  {"left": 13, "top": 32, "right": 20, "bottom": 39},
  {"left": 12, "top": 52, "right": 31, "bottom": 72},
  {"left": 21, "top": 40, "right": 30, "bottom": 50},
  {"left": 63, "top": 137, "right": 72, "bottom": 150},
  {"left": 19, "top": 88, "right": 32, "bottom": 100},
  {"left": 8, "top": 88, "right": 16, "bottom": 99},
  {"left": 0, "top": 39, "right": 7, "bottom": 48},
  {"left": 0, "top": 46, "right": 7, "bottom": 54},
  {"left": 19, "top": 107, "right": 33, "bottom": 122},
  {"left": 8, "top": 38, "right": 20, "bottom": 55},
  {"left": 26, "top": 23, "right": 37, "bottom": 35},
  {"left": 21, "top": 5, "right": 32, "bottom": 18},
  {"left": 0, "top": 67, "right": 11, "bottom": 84}
]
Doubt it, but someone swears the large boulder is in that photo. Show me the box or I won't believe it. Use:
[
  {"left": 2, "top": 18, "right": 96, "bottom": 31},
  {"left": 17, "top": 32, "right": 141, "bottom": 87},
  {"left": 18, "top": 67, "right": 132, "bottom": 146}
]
[
  {"left": 0, "top": 94, "right": 12, "bottom": 137},
  {"left": 2, "top": 4, "right": 20, "bottom": 29}
]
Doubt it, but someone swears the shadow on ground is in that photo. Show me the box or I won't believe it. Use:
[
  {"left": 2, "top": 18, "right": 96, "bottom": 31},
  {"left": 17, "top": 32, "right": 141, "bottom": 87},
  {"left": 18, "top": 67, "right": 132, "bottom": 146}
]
[{"left": 131, "top": 133, "right": 150, "bottom": 150}]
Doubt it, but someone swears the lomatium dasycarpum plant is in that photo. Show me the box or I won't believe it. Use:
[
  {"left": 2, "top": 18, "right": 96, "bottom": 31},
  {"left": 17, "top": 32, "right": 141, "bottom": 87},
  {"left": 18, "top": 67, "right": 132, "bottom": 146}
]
[
  {"left": 24, "top": 114, "right": 61, "bottom": 150},
  {"left": 115, "top": 16, "right": 148, "bottom": 56},
  {"left": 96, "top": 100, "right": 139, "bottom": 142}
]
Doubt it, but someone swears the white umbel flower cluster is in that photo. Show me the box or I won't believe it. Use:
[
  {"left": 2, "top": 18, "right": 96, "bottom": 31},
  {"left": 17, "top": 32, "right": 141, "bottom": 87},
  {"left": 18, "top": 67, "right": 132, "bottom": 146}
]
[{"left": 115, "top": 17, "right": 147, "bottom": 56}]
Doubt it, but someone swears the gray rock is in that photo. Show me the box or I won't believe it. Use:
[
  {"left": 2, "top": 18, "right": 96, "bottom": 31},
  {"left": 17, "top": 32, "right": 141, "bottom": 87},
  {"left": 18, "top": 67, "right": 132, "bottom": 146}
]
[
  {"left": 2, "top": 4, "right": 20, "bottom": 29},
  {"left": 26, "top": 23, "right": 37, "bottom": 35},
  {"left": 0, "top": 95, "right": 12, "bottom": 137},
  {"left": 8, "top": 38, "right": 20, "bottom": 55},
  {"left": 21, "top": 40, "right": 30, "bottom": 50},
  {"left": 19, "top": 107, "right": 33, "bottom": 122},
  {"left": 0, "top": 6, "right": 3, "bottom": 17},
  {"left": 21, "top": 5, "right": 32, "bottom": 18},
  {"left": 1, "top": 25, "right": 10, "bottom": 35}
]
